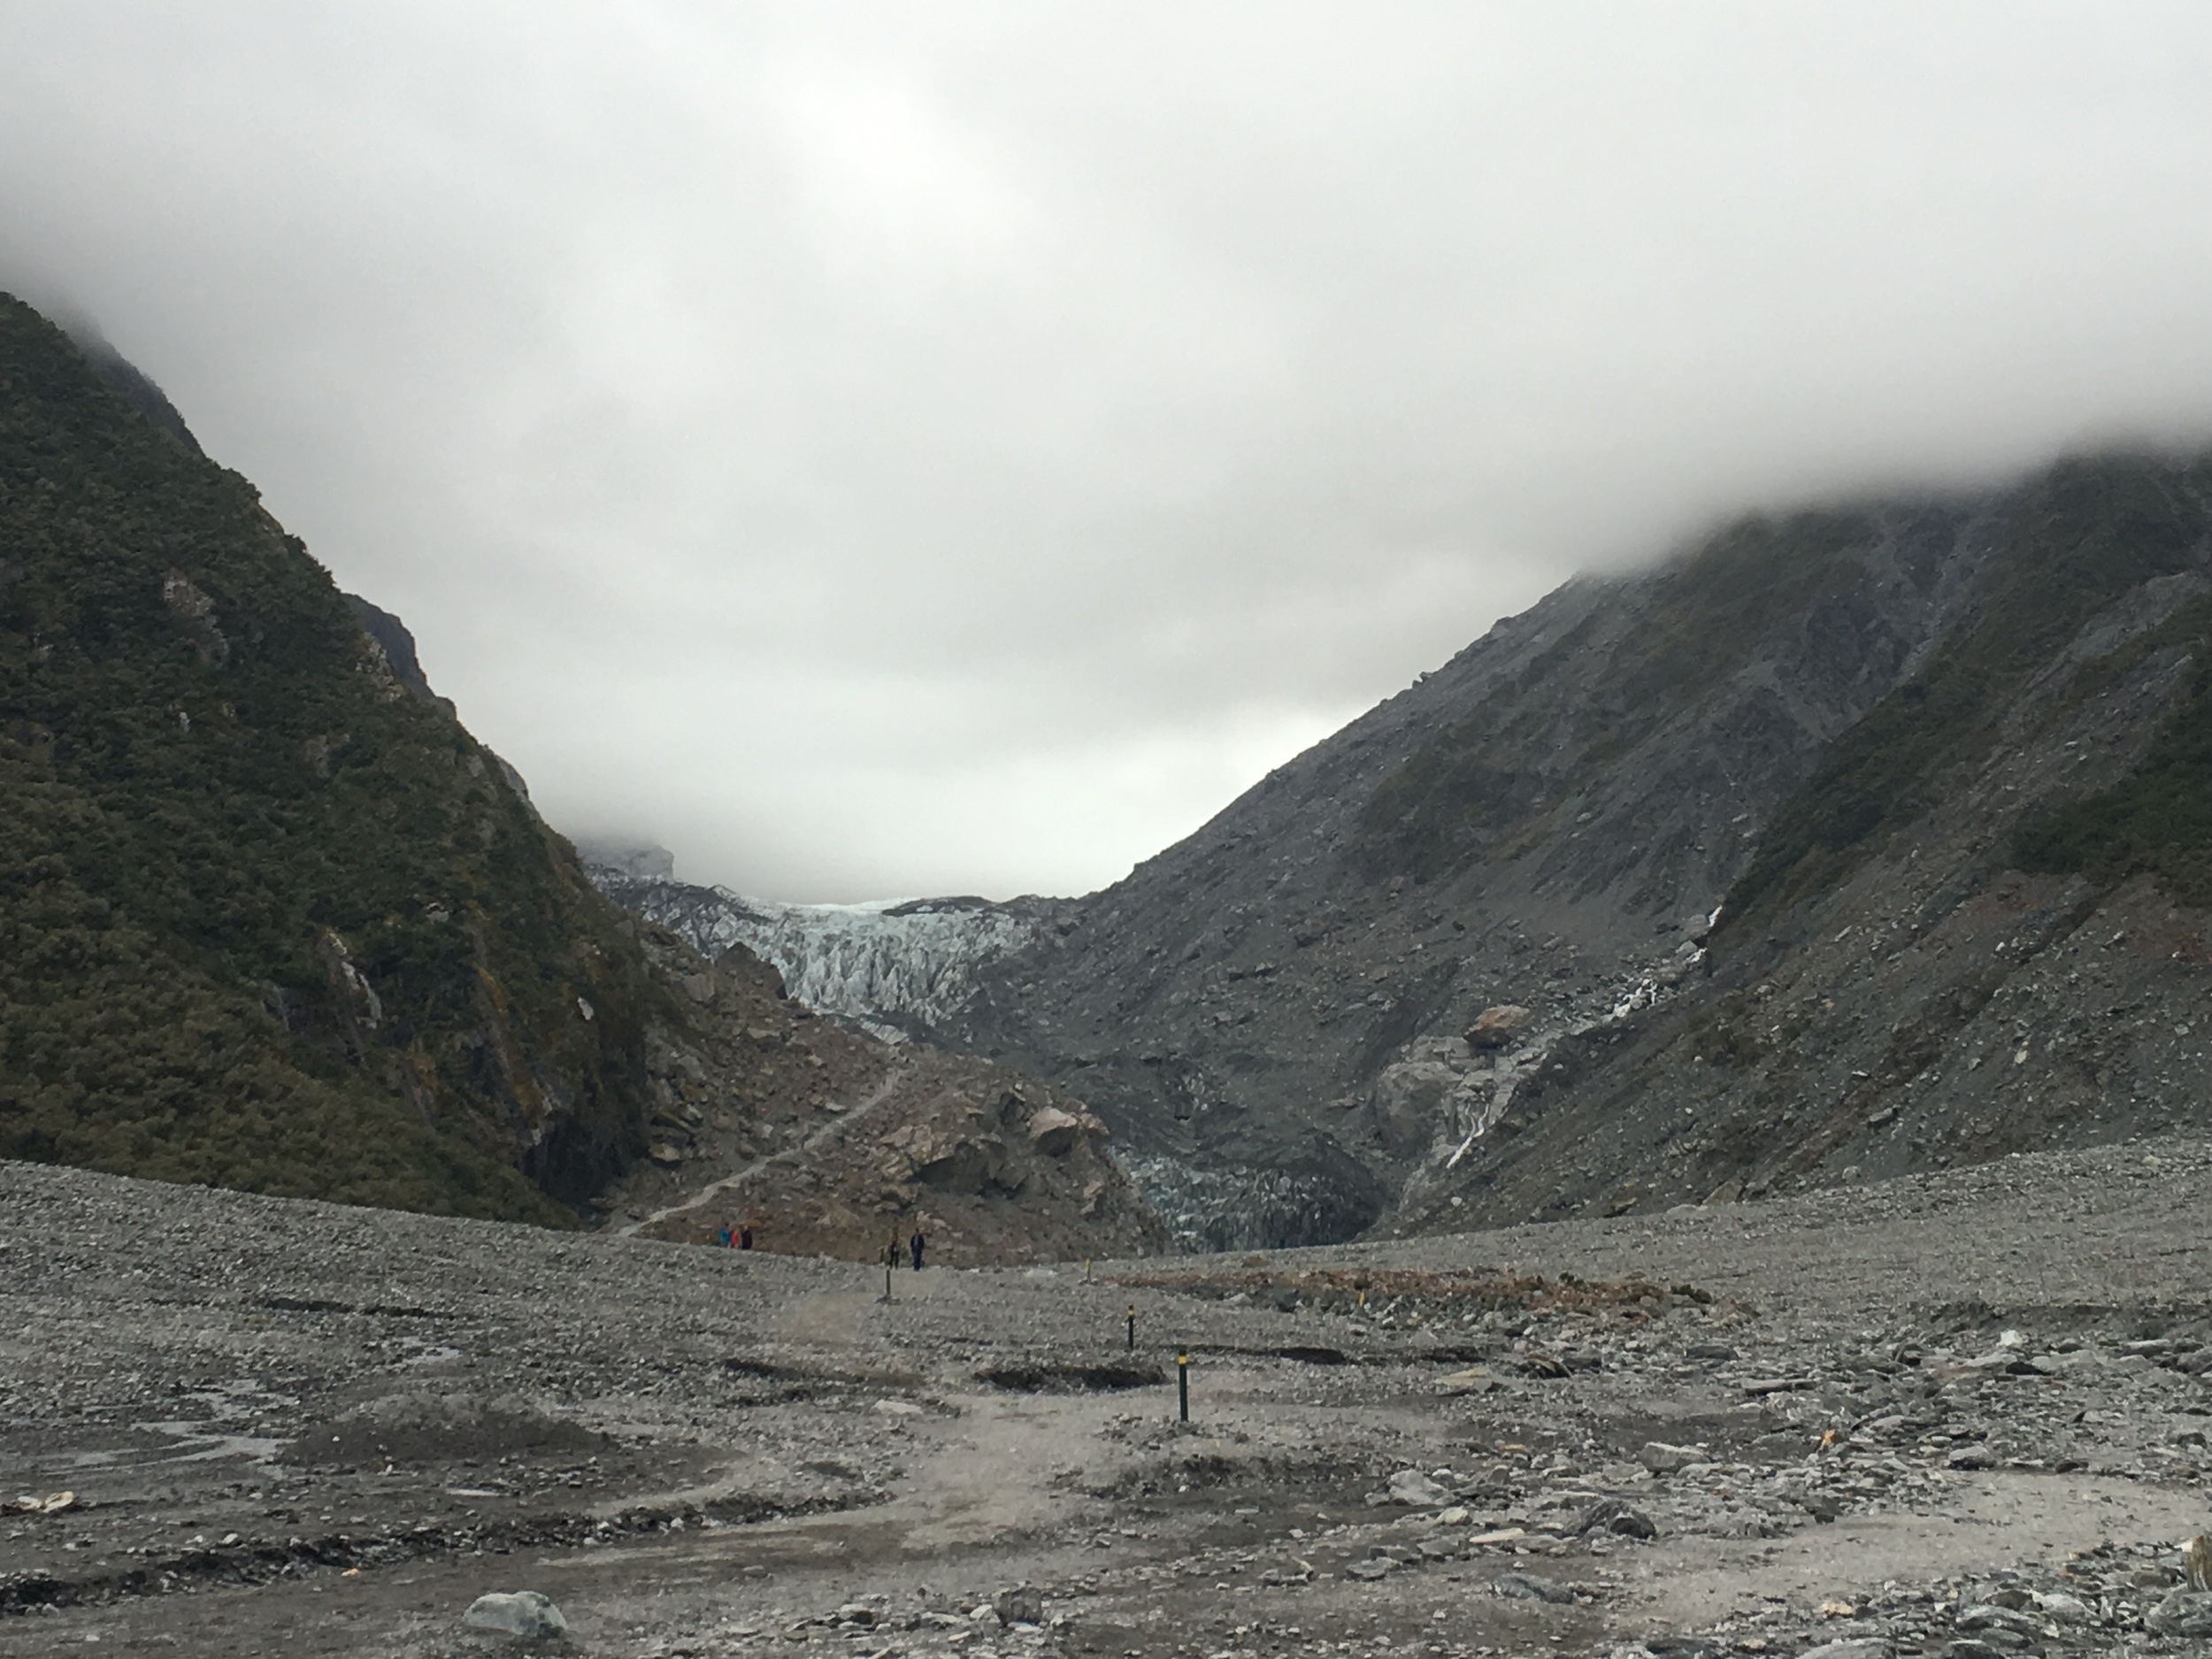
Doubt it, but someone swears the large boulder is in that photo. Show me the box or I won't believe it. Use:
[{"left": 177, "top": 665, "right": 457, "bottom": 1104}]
[
  {"left": 463, "top": 1591, "right": 568, "bottom": 1638},
  {"left": 1025, "top": 1105, "right": 1105, "bottom": 1156},
  {"left": 1466, "top": 1004, "right": 1535, "bottom": 1048}
]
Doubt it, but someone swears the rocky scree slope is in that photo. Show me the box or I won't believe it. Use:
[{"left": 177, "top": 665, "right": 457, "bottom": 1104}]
[
  {"left": 0, "top": 294, "right": 1161, "bottom": 1261},
  {"left": 1409, "top": 454, "right": 2212, "bottom": 1229},
  {"left": 922, "top": 489, "right": 2022, "bottom": 1248}
]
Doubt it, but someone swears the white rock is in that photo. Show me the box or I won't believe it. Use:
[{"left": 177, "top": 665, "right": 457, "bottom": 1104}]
[
  {"left": 1386, "top": 1468, "right": 1452, "bottom": 1506},
  {"left": 463, "top": 1590, "right": 569, "bottom": 1638}
]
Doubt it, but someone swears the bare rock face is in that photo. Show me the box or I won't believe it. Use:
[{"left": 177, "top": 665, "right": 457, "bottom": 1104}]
[
  {"left": 1026, "top": 1104, "right": 1104, "bottom": 1157},
  {"left": 1467, "top": 1005, "right": 1535, "bottom": 1048},
  {"left": 910, "top": 1129, "right": 1013, "bottom": 1196}
]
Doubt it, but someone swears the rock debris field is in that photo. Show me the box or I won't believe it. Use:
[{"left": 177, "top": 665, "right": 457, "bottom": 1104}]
[{"left": 12, "top": 1141, "right": 2212, "bottom": 1657}]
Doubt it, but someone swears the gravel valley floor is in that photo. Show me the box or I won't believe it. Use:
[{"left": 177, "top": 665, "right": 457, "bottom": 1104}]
[{"left": 11, "top": 1141, "right": 2212, "bottom": 1657}]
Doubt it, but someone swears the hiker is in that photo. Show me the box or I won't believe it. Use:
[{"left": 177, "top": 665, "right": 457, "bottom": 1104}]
[
  {"left": 909, "top": 1230, "right": 925, "bottom": 1271},
  {"left": 738, "top": 1224, "right": 753, "bottom": 1250},
  {"left": 718, "top": 1226, "right": 731, "bottom": 1248}
]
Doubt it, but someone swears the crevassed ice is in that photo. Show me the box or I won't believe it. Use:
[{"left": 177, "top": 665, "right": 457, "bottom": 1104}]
[{"left": 615, "top": 885, "right": 1035, "bottom": 1038}]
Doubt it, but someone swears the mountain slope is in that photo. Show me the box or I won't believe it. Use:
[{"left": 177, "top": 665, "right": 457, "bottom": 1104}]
[
  {"left": 0, "top": 292, "right": 682, "bottom": 1222},
  {"left": 1406, "top": 455, "right": 2212, "bottom": 1229},
  {"left": 589, "top": 453, "right": 2212, "bottom": 1251},
  {"left": 914, "top": 495, "right": 2007, "bottom": 1244}
]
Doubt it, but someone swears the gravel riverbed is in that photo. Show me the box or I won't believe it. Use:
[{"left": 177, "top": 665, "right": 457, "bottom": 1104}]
[{"left": 8, "top": 1138, "right": 2212, "bottom": 1657}]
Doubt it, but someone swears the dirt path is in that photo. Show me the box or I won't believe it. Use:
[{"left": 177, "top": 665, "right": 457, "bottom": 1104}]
[{"left": 619, "top": 1060, "right": 914, "bottom": 1236}]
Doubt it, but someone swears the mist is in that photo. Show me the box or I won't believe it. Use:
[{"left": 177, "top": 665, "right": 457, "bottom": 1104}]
[{"left": 7, "top": 3, "right": 2212, "bottom": 900}]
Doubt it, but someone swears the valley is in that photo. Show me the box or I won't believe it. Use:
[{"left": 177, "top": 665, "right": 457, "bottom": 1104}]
[
  {"left": 12, "top": 1140, "right": 2212, "bottom": 1655},
  {"left": 590, "top": 462, "right": 2212, "bottom": 1257}
]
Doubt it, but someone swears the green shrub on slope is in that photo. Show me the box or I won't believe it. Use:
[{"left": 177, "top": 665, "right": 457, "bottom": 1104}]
[
  {"left": 1723, "top": 457, "right": 2212, "bottom": 932},
  {"left": 2015, "top": 598, "right": 2212, "bottom": 906},
  {"left": 0, "top": 294, "right": 660, "bottom": 1222}
]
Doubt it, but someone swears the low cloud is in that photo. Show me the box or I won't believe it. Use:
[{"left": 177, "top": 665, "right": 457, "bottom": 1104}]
[{"left": 7, "top": 4, "right": 2212, "bottom": 897}]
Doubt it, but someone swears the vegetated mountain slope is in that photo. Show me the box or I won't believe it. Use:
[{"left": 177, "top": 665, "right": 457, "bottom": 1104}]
[
  {"left": 0, "top": 293, "right": 1168, "bottom": 1260},
  {"left": 1407, "top": 454, "right": 2212, "bottom": 1231},
  {"left": 0, "top": 293, "right": 681, "bottom": 1222},
  {"left": 902, "top": 456, "right": 2212, "bottom": 1252}
]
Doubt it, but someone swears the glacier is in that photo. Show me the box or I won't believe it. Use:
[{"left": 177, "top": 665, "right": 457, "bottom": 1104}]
[{"left": 580, "top": 861, "right": 1039, "bottom": 1044}]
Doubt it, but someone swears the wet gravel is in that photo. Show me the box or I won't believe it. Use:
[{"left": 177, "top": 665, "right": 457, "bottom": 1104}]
[{"left": 8, "top": 1134, "right": 2212, "bottom": 1656}]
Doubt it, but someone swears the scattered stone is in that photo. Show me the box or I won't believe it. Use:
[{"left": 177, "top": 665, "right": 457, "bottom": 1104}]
[
  {"left": 1801, "top": 1641, "right": 1886, "bottom": 1659},
  {"left": 1641, "top": 1440, "right": 1706, "bottom": 1473},
  {"left": 1577, "top": 1498, "right": 1656, "bottom": 1539},
  {"left": 2147, "top": 1589, "right": 2212, "bottom": 1638},
  {"left": 462, "top": 1590, "right": 569, "bottom": 1639},
  {"left": 2031, "top": 1590, "right": 2089, "bottom": 1623},
  {"left": 1386, "top": 1469, "right": 1452, "bottom": 1506},
  {"left": 1347, "top": 1556, "right": 1399, "bottom": 1580},
  {"left": 2185, "top": 1532, "right": 2212, "bottom": 1591},
  {"left": 1492, "top": 1572, "right": 1571, "bottom": 1603}
]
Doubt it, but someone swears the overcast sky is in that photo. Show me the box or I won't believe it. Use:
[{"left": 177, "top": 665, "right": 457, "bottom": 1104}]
[{"left": 8, "top": 5, "right": 2212, "bottom": 901}]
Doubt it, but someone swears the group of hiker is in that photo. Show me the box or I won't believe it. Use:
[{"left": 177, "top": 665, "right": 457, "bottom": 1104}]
[{"left": 711, "top": 1221, "right": 928, "bottom": 1270}]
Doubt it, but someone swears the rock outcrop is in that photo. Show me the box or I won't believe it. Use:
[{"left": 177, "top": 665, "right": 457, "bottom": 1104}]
[{"left": 599, "top": 920, "right": 1168, "bottom": 1264}]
